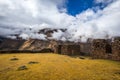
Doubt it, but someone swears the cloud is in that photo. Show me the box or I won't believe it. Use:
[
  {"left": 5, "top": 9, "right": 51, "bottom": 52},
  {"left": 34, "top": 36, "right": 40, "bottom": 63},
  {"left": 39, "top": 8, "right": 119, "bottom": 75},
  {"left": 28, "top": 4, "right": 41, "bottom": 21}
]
[
  {"left": 0, "top": 0, "right": 70, "bottom": 34},
  {"left": 67, "top": 0, "right": 120, "bottom": 41},
  {"left": 95, "top": 0, "right": 114, "bottom": 4},
  {"left": 94, "top": 0, "right": 115, "bottom": 7},
  {"left": 0, "top": 0, "right": 120, "bottom": 42},
  {"left": 0, "top": 0, "right": 69, "bottom": 27},
  {"left": 51, "top": 30, "right": 64, "bottom": 40}
]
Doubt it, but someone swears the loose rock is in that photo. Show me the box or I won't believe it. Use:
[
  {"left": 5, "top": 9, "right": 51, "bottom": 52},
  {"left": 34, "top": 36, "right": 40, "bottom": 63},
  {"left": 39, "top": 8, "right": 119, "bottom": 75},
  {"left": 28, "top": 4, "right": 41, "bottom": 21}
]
[
  {"left": 79, "top": 57, "right": 85, "bottom": 59},
  {"left": 28, "top": 61, "right": 39, "bottom": 64},
  {"left": 17, "top": 65, "right": 28, "bottom": 71},
  {"left": 10, "top": 58, "right": 19, "bottom": 61}
]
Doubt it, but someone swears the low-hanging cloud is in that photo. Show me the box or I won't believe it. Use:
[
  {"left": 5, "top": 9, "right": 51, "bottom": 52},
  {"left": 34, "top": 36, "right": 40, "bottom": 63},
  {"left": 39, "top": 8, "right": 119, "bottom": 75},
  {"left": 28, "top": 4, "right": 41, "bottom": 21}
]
[{"left": 0, "top": 0, "right": 120, "bottom": 42}]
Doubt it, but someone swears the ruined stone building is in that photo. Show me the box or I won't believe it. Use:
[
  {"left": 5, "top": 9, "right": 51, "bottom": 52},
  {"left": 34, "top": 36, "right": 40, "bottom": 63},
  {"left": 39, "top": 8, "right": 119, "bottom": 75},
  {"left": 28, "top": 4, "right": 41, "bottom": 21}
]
[
  {"left": 0, "top": 36, "right": 120, "bottom": 61},
  {"left": 112, "top": 37, "right": 120, "bottom": 60},
  {"left": 51, "top": 40, "right": 91, "bottom": 56},
  {"left": 91, "top": 37, "right": 120, "bottom": 61},
  {"left": 80, "top": 43, "right": 91, "bottom": 56},
  {"left": 91, "top": 39, "right": 112, "bottom": 59},
  {"left": 50, "top": 41, "right": 81, "bottom": 55}
]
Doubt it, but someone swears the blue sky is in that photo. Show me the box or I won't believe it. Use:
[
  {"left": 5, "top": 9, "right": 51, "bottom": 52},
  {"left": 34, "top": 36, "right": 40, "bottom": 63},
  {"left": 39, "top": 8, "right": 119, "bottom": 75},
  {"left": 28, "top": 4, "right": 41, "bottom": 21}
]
[
  {"left": 66, "top": 0, "right": 94, "bottom": 15},
  {"left": 66, "top": 0, "right": 110, "bottom": 16}
]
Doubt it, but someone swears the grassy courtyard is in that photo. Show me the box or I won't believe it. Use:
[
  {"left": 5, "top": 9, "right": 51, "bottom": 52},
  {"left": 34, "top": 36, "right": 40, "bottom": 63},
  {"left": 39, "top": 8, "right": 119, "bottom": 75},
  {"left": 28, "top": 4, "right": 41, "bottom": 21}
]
[{"left": 0, "top": 53, "right": 120, "bottom": 80}]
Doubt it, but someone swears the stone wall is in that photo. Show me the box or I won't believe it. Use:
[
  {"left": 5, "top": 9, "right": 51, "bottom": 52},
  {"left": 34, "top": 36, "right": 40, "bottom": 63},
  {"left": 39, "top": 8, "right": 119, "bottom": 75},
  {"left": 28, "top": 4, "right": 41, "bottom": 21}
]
[
  {"left": 52, "top": 40, "right": 92, "bottom": 56},
  {"left": 55, "top": 45, "right": 81, "bottom": 55},
  {"left": 91, "top": 39, "right": 111, "bottom": 59},
  {"left": 112, "top": 37, "right": 120, "bottom": 60},
  {"left": 80, "top": 43, "right": 91, "bottom": 56},
  {"left": 91, "top": 38, "right": 120, "bottom": 61},
  {"left": 1, "top": 37, "right": 120, "bottom": 61}
]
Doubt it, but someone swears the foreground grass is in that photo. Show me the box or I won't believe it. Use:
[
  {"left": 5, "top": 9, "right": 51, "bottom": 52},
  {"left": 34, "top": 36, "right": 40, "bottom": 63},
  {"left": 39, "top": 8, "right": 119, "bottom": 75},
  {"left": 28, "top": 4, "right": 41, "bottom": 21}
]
[{"left": 0, "top": 53, "right": 120, "bottom": 80}]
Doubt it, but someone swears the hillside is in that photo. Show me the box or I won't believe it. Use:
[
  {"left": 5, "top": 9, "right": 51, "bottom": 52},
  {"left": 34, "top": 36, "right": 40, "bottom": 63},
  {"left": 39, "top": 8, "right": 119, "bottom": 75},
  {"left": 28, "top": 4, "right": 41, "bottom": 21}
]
[
  {"left": 0, "top": 53, "right": 120, "bottom": 80},
  {"left": 0, "top": 37, "right": 52, "bottom": 51}
]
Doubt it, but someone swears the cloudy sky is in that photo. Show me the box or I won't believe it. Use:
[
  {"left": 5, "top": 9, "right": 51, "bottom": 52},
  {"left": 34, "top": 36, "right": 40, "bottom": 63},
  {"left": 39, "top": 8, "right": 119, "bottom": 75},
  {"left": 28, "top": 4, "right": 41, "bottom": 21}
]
[{"left": 0, "top": 0, "right": 120, "bottom": 42}]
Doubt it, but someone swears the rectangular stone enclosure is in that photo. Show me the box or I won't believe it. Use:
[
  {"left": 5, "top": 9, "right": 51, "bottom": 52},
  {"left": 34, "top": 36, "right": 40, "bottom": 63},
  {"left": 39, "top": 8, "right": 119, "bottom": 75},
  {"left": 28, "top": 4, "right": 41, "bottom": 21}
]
[
  {"left": 92, "top": 39, "right": 112, "bottom": 59},
  {"left": 55, "top": 45, "right": 81, "bottom": 55}
]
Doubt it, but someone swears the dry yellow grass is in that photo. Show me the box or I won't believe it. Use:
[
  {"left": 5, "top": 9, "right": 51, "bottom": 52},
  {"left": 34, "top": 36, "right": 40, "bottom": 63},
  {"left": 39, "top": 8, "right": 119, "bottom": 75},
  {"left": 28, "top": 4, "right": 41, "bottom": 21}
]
[{"left": 0, "top": 53, "right": 120, "bottom": 80}]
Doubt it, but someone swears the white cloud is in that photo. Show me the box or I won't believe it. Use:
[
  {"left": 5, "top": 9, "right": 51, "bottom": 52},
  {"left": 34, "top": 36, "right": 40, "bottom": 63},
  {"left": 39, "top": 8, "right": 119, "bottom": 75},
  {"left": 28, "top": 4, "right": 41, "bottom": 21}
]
[
  {"left": 51, "top": 30, "right": 64, "bottom": 40},
  {"left": 19, "top": 33, "right": 29, "bottom": 40},
  {"left": 67, "top": 0, "right": 120, "bottom": 41},
  {"left": 0, "top": 0, "right": 120, "bottom": 42},
  {"left": 95, "top": 0, "right": 114, "bottom": 4}
]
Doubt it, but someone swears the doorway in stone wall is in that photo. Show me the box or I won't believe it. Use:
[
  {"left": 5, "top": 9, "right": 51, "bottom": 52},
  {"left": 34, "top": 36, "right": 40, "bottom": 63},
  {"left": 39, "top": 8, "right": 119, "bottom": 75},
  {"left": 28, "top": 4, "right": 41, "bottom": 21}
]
[
  {"left": 58, "top": 45, "right": 62, "bottom": 54},
  {"left": 106, "top": 44, "right": 112, "bottom": 54}
]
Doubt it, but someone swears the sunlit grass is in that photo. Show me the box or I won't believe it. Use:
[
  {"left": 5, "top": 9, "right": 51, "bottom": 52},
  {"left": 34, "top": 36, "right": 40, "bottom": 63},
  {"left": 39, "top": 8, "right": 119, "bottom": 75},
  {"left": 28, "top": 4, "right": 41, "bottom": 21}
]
[{"left": 0, "top": 53, "right": 120, "bottom": 80}]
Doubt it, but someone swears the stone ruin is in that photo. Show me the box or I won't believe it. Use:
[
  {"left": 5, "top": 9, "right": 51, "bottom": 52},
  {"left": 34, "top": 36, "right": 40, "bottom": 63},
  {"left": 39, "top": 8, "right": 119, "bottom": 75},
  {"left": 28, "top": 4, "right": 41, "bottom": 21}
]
[
  {"left": 91, "top": 39, "right": 111, "bottom": 59},
  {"left": 0, "top": 38, "right": 92, "bottom": 56},
  {"left": 55, "top": 44, "right": 81, "bottom": 56},
  {"left": 112, "top": 37, "right": 120, "bottom": 60},
  {"left": 51, "top": 40, "right": 91, "bottom": 56},
  {"left": 80, "top": 43, "right": 91, "bottom": 56},
  {"left": 91, "top": 37, "right": 120, "bottom": 61},
  {"left": 0, "top": 36, "right": 120, "bottom": 61}
]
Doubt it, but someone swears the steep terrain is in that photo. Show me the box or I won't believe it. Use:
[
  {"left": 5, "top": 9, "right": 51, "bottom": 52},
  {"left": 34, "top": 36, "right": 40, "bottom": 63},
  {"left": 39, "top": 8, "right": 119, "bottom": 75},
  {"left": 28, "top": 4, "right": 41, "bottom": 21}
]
[
  {"left": 0, "top": 38, "right": 25, "bottom": 50},
  {"left": 19, "top": 39, "right": 50, "bottom": 50}
]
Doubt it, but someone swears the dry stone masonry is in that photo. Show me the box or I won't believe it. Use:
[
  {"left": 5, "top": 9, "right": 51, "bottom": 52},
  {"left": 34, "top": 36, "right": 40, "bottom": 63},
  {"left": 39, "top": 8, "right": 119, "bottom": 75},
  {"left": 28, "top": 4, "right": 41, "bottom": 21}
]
[{"left": 0, "top": 36, "right": 120, "bottom": 61}]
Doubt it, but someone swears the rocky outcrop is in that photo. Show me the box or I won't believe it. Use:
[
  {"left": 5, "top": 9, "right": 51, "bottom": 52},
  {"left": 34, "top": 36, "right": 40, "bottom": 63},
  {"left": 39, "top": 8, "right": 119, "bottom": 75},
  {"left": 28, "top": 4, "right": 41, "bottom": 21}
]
[
  {"left": 0, "top": 38, "right": 53, "bottom": 53},
  {"left": 19, "top": 39, "right": 50, "bottom": 50},
  {"left": 0, "top": 38, "right": 25, "bottom": 50}
]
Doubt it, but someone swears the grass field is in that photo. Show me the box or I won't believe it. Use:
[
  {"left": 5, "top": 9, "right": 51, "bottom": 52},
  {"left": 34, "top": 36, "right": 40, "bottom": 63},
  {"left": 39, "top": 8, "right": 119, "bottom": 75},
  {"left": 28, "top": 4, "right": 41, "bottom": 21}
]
[{"left": 0, "top": 53, "right": 120, "bottom": 80}]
